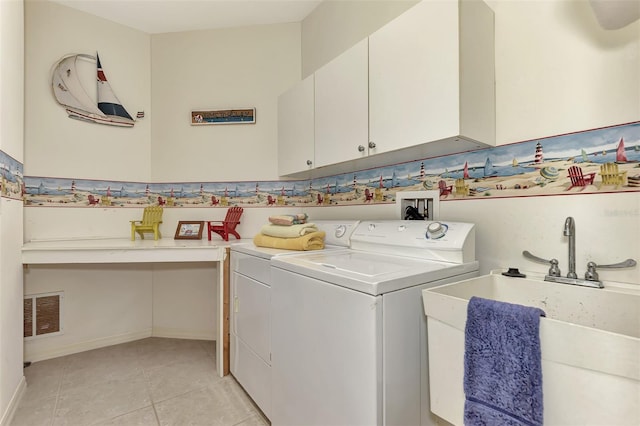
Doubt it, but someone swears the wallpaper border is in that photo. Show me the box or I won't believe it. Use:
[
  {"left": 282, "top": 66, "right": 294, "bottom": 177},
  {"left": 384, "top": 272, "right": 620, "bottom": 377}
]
[{"left": 21, "top": 121, "right": 640, "bottom": 208}]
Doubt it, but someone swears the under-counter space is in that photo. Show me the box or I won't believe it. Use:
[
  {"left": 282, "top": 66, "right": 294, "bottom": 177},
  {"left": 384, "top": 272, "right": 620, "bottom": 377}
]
[{"left": 22, "top": 238, "right": 232, "bottom": 376}]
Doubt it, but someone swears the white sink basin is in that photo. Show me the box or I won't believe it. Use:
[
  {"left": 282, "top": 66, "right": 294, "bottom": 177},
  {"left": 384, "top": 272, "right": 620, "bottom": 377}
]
[{"left": 422, "top": 270, "right": 640, "bottom": 426}]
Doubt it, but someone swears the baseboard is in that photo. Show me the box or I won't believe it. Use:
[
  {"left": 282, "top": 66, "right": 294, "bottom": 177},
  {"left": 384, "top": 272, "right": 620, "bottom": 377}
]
[
  {"left": 24, "top": 329, "right": 152, "bottom": 363},
  {"left": 0, "top": 376, "right": 26, "bottom": 426},
  {"left": 152, "top": 327, "right": 215, "bottom": 341}
]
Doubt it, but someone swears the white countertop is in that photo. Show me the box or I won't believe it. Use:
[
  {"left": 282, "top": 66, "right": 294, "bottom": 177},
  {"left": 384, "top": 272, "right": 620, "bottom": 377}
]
[{"left": 22, "top": 237, "right": 230, "bottom": 264}]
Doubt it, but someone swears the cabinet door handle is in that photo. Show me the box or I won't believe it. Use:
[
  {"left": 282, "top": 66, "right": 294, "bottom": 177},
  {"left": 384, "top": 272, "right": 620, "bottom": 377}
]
[
  {"left": 306, "top": 160, "right": 312, "bottom": 166},
  {"left": 358, "top": 145, "right": 366, "bottom": 152},
  {"left": 368, "top": 141, "right": 376, "bottom": 149},
  {"left": 234, "top": 296, "right": 239, "bottom": 313}
]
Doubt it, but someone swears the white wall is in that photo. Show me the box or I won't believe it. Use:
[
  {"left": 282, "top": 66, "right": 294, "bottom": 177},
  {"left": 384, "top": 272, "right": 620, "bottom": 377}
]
[
  {"left": 24, "top": 0, "right": 151, "bottom": 181},
  {"left": 487, "top": 0, "right": 640, "bottom": 144},
  {"left": 150, "top": 23, "right": 301, "bottom": 182},
  {"left": 152, "top": 263, "right": 218, "bottom": 339},
  {"left": 301, "top": 0, "right": 418, "bottom": 78},
  {"left": 0, "top": 0, "right": 25, "bottom": 424},
  {"left": 441, "top": 195, "right": 640, "bottom": 284}
]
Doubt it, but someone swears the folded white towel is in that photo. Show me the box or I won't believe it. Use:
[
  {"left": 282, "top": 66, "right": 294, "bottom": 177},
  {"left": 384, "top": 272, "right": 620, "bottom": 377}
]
[{"left": 260, "top": 223, "right": 318, "bottom": 238}]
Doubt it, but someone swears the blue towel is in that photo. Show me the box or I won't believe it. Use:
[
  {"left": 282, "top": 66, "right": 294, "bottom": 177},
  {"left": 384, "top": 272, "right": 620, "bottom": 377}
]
[{"left": 464, "top": 296, "right": 545, "bottom": 426}]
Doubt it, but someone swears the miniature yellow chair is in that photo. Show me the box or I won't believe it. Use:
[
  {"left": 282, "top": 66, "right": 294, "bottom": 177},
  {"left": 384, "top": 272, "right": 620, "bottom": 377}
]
[
  {"left": 599, "top": 162, "right": 627, "bottom": 187},
  {"left": 455, "top": 178, "right": 469, "bottom": 196},
  {"left": 130, "top": 206, "right": 163, "bottom": 240}
]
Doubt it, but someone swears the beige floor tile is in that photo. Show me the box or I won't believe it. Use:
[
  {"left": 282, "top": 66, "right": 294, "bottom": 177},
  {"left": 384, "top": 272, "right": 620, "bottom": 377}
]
[
  {"left": 232, "top": 412, "right": 270, "bottom": 426},
  {"left": 22, "top": 357, "right": 67, "bottom": 402},
  {"left": 137, "top": 338, "right": 210, "bottom": 370},
  {"left": 60, "top": 346, "right": 143, "bottom": 393},
  {"left": 145, "top": 355, "right": 221, "bottom": 403},
  {"left": 200, "top": 339, "right": 217, "bottom": 359},
  {"left": 154, "top": 377, "right": 257, "bottom": 426},
  {"left": 97, "top": 405, "right": 159, "bottom": 426},
  {"left": 13, "top": 339, "right": 262, "bottom": 426},
  {"left": 10, "top": 395, "right": 57, "bottom": 426},
  {"left": 53, "top": 373, "right": 151, "bottom": 426}
]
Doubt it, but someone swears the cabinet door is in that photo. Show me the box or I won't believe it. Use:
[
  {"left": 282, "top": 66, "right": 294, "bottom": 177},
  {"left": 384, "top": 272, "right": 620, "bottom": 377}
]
[
  {"left": 278, "top": 75, "right": 315, "bottom": 176},
  {"left": 314, "top": 38, "right": 369, "bottom": 168},
  {"left": 369, "top": 0, "right": 461, "bottom": 154}
]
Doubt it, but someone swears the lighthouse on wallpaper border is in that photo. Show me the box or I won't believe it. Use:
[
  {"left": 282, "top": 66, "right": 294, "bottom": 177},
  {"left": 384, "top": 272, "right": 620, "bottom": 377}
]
[{"left": 535, "top": 142, "right": 544, "bottom": 164}]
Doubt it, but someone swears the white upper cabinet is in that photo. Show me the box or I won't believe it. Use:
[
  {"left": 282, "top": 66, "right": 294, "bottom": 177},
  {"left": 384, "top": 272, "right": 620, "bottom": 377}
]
[
  {"left": 314, "top": 38, "right": 369, "bottom": 169},
  {"left": 277, "top": 0, "right": 495, "bottom": 177},
  {"left": 277, "top": 74, "right": 315, "bottom": 176},
  {"left": 368, "top": 0, "right": 495, "bottom": 158}
]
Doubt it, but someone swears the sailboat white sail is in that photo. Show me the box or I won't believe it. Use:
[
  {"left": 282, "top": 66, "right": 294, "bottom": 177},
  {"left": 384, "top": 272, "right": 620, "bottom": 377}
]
[{"left": 52, "top": 53, "right": 135, "bottom": 127}]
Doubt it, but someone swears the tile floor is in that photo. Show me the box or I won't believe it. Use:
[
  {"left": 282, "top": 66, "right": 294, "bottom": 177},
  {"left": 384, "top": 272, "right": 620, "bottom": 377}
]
[{"left": 11, "top": 338, "right": 269, "bottom": 426}]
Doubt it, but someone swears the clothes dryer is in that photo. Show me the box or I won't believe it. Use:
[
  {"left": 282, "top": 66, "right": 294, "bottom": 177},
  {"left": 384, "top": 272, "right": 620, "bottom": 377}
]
[{"left": 270, "top": 220, "right": 479, "bottom": 426}]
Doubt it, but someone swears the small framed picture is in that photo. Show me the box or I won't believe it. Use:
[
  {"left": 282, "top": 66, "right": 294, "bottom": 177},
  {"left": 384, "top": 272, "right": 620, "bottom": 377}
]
[
  {"left": 191, "top": 108, "right": 256, "bottom": 125},
  {"left": 174, "top": 221, "right": 204, "bottom": 240}
]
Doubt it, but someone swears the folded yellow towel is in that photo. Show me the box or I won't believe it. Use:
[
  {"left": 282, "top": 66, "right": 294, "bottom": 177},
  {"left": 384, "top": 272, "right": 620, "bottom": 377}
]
[
  {"left": 260, "top": 223, "right": 318, "bottom": 238},
  {"left": 253, "top": 231, "right": 326, "bottom": 251}
]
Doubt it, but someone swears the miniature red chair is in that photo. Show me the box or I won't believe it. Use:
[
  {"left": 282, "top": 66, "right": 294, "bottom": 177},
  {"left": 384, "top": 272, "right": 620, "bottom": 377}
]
[
  {"left": 267, "top": 195, "right": 276, "bottom": 205},
  {"left": 211, "top": 195, "right": 219, "bottom": 206},
  {"left": 157, "top": 196, "right": 166, "bottom": 206},
  {"left": 317, "top": 193, "right": 323, "bottom": 204},
  {"left": 87, "top": 194, "right": 100, "bottom": 205},
  {"left": 207, "top": 206, "right": 243, "bottom": 241},
  {"left": 438, "top": 180, "right": 453, "bottom": 197},
  {"left": 566, "top": 166, "right": 596, "bottom": 191}
]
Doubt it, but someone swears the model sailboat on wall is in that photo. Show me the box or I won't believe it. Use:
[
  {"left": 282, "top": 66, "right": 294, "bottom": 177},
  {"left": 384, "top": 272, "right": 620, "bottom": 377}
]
[{"left": 52, "top": 53, "right": 135, "bottom": 127}]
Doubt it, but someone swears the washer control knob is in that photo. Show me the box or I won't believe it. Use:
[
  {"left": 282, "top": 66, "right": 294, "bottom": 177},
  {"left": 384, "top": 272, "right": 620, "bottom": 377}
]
[
  {"left": 368, "top": 223, "right": 376, "bottom": 231},
  {"left": 398, "top": 224, "right": 406, "bottom": 232},
  {"left": 426, "top": 222, "right": 447, "bottom": 239},
  {"left": 335, "top": 225, "right": 346, "bottom": 238}
]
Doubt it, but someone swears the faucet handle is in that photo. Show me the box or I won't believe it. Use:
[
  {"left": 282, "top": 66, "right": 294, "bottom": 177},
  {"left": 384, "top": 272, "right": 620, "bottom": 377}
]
[
  {"left": 593, "top": 259, "right": 637, "bottom": 269},
  {"left": 522, "top": 251, "right": 562, "bottom": 276},
  {"left": 585, "top": 262, "right": 599, "bottom": 281},
  {"left": 585, "top": 259, "right": 637, "bottom": 282},
  {"left": 548, "top": 259, "right": 561, "bottom": 277}
]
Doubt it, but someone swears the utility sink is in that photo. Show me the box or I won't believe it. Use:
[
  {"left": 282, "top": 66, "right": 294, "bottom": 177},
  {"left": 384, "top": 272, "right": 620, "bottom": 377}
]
[{"left": 422, "top": 270, "right": 640, "bottom": 426}]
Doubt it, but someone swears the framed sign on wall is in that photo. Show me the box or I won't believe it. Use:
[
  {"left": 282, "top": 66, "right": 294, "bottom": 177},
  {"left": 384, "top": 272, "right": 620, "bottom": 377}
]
[{"left": 191, "top": 108, "right": 255, "bottom": 125}]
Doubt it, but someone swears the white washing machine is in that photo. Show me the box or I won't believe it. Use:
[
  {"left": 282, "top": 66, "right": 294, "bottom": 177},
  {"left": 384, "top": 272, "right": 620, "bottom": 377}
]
[
  {"left": 229, "top": 220, "right": 359, "bottom": 418},
  {"left": 270, "top": 220, "right": 479, "bottom": 426}
]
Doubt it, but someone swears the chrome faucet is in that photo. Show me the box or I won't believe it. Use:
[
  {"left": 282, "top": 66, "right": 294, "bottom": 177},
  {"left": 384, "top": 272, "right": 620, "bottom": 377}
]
[
  {"left": 523, "top": 216, "right": 637, "bottom": 288},
  {"left": 563, "top": 217, "right": 577, "bottom": 278}
]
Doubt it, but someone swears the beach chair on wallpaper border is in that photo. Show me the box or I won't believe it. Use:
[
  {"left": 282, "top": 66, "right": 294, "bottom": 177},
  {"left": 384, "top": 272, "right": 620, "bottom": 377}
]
[
  {"left": 599, "top": 162, "right": 627, "bottom": 188},
  {"left": 566, "top": 166, "right": 595, "bottom": 191},
  {"left": 438, "top": 180, "right": 453, "bottom": 197},
  {"left": 207, "top": 206, "right": 243, "bottom": 241},
  {"left": 130, "top": 206, "right": 163, "bottom": 240},
  {"left": 455, "top": 178, "right": 469, "bottom": 196}
]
